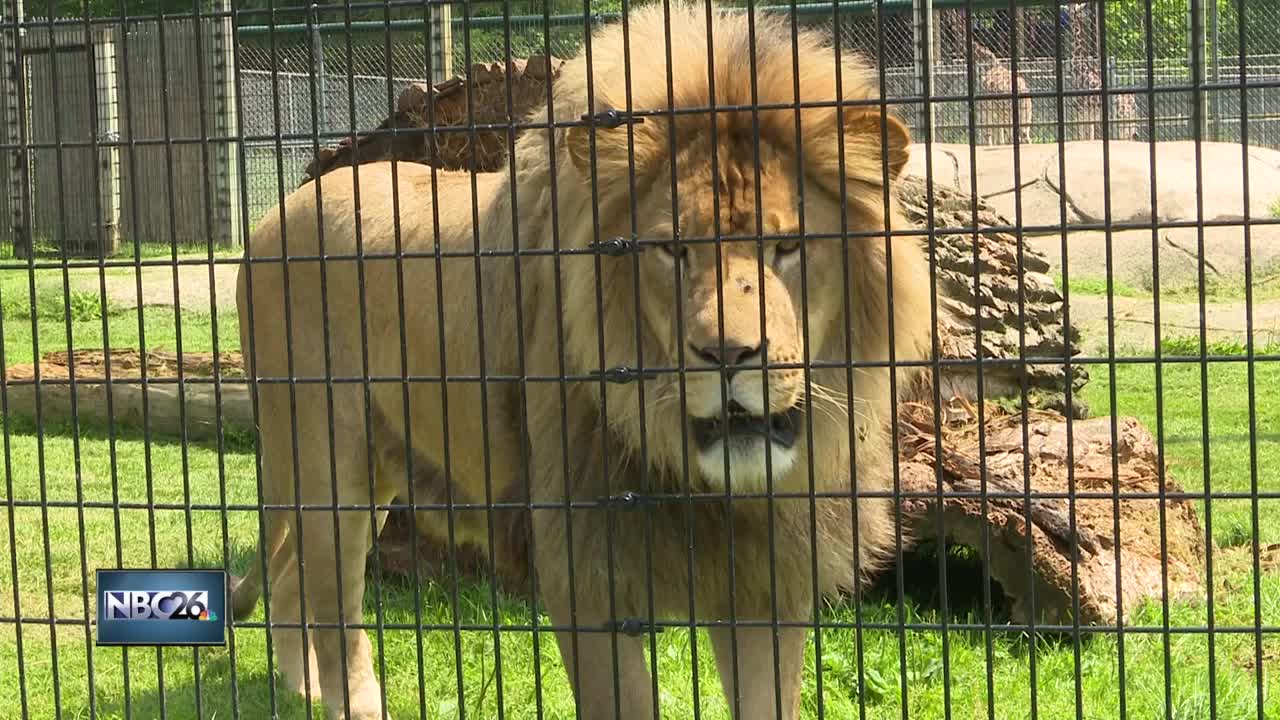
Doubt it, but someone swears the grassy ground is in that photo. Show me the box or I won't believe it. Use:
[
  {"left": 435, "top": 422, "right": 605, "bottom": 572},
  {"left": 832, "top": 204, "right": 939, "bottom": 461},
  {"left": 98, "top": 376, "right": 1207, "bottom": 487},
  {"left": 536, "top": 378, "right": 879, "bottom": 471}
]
[
  {"left": 0, "top": 262, "right": 1277, "bottom": 719},
  {"left": 0, "top": 248, "right": 240, "bottom": 368}
]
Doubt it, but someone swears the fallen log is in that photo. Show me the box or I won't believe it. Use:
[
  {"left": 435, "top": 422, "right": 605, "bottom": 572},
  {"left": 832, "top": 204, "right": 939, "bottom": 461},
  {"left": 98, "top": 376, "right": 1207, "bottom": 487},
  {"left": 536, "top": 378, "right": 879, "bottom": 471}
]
[
  {"left": 896, "top": 396, "right": 1204, "bottom": 626},
  {"left": 3, "top": 349, "right": 251, "bottom": 441}
]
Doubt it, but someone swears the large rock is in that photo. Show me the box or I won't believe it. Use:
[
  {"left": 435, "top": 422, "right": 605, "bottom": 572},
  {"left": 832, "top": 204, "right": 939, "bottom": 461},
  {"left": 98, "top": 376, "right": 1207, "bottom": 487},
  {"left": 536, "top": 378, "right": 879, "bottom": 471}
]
[{"left": 905, "top": 140, "right": 1280, "bottom": 229}]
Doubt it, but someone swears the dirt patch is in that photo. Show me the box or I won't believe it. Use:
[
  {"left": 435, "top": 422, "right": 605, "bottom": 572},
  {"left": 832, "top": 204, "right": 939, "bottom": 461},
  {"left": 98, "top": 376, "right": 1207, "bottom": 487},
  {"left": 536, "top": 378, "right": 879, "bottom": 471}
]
[
  {"left": 1027, "top": 225, "right": 1280, "bottom": 295},
  {"left": 6, "top": 348, "right": 245, "bottom": 383},
  {"left": 4, "top": 349, "right": 252, "bottom": 440},
  {"left": 1067, "top": 295, "right": 1280, "bottom": 353},
  {"left": 69, "top": 264, "right": 241, "bottom": 313}
]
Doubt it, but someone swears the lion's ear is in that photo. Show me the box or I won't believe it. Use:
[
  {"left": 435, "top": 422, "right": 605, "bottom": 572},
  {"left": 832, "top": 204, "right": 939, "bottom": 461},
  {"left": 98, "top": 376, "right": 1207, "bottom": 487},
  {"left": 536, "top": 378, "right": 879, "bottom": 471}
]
[
  {"left": 842, "top": 108, "right": 912, "bottom": 182},
  {"left": 566, "top": 120, "right": 630, "bottom": 179},
  {"left": 566, "top": 117, "right": 664, "bottom": 181},
  {"left": 566, "top": 123, "right": 596, "bottom": 176}
]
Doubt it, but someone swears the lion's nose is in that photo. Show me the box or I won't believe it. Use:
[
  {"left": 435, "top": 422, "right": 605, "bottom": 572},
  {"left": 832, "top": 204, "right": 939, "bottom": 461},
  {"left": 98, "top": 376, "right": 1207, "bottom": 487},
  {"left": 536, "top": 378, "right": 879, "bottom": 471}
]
[{"left": 692, "top": 341, "right": 763, "bottom": 376}]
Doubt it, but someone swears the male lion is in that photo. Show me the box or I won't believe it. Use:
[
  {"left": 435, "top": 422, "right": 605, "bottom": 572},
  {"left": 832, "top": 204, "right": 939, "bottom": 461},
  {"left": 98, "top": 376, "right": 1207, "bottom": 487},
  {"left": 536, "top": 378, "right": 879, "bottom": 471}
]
[{"left": 232, "top": 3, "right": 933, "bottom": 718}]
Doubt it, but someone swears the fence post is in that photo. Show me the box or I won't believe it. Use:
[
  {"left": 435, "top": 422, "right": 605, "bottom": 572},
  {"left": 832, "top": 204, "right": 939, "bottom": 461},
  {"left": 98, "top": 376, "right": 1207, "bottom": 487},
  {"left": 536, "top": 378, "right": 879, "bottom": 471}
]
[
  {"left": 430, "top": 3, "right": 452, "bottom": 84},
  {"left": 1, "top": 0, "right": 23, "bottom": 254},
  {"left": 1208, "top": 0, "right": 1220, "bottom": 141},
  {"left": 912, "top": 0, "right": 934, "bottom": 144},
  {"left": 1188, "top": 0, "right": 1207, "bottom": 140},
  {"left": 211, "top": 0, "right": 241, "bottom": 246},
  {"left": 310, "top": 3, "right": 325, "bottom": 134},
  {"left": 92, "top": 25, "right": 120, "bottom": 254}
]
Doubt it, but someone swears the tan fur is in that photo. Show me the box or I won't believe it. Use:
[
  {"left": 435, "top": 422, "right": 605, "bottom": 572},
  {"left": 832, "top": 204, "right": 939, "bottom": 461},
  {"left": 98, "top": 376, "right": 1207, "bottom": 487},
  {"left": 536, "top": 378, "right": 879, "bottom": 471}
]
[{"left": 233, "top": 4, "right": 933, "bottom": 718}]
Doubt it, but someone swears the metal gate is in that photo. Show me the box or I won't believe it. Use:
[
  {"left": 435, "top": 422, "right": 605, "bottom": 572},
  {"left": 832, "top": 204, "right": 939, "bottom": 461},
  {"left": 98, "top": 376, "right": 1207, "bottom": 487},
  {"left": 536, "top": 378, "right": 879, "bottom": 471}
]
[{"left": 20, "top": 25, "right": 118, "bottom": 256}]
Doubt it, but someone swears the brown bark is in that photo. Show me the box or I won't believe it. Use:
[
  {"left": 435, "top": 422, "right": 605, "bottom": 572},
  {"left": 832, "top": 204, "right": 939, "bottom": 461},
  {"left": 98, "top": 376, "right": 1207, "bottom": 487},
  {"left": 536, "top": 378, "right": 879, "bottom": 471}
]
[{"left": 897, "top": 394, "right": 1204, "bottom": 626}]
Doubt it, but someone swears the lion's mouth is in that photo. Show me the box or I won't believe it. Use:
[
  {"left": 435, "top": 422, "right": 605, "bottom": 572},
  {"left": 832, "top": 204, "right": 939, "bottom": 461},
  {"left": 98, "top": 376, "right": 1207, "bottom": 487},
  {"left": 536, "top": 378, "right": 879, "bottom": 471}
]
[{"left": 690, "top": 402, "right": 803, "bottom": 451}]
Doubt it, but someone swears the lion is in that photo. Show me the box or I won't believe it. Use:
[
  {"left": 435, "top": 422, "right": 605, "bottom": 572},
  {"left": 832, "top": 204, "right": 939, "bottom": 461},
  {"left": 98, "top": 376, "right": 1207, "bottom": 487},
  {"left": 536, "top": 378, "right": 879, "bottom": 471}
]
[{"left": 231, "top": 3, "right": 933, "bottom": 718}]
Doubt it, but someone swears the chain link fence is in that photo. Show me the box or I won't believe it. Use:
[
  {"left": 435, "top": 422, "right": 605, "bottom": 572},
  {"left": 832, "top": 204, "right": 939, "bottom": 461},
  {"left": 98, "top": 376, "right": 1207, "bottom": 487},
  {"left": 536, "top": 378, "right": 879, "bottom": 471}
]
[{"left": 233, "top": 2, "right": 1280, "bottom": 226}]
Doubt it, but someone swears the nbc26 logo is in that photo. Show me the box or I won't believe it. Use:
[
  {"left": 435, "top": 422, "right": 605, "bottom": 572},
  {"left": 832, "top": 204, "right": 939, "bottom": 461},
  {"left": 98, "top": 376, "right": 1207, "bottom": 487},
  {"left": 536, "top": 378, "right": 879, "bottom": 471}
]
[
  {"left": 96, "top": 570, "right": 227, "bottom": 646},
  {"left": 103, "top": 590, "right": 218, "bottom": 622}
]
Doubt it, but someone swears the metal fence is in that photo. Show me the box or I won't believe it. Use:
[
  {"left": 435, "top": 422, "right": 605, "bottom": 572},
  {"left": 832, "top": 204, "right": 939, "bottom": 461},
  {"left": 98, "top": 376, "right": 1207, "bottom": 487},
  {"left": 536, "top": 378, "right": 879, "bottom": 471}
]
[
  {"left": 0, "top": 1, "right": 1278, "bottom": 720},
  {"left": 228, "top": 1, "right": 1280, "bottom": 226}
]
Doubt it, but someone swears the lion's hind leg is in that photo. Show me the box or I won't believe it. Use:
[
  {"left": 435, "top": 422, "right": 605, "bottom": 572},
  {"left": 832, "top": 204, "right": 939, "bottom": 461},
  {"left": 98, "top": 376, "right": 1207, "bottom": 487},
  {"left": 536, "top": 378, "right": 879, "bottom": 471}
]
[
  {"left": 263, "top": 529, "right": 324, "bottom": 703},
  {"left": 259, "top": 380, "right": 398, "bottom": 720}
]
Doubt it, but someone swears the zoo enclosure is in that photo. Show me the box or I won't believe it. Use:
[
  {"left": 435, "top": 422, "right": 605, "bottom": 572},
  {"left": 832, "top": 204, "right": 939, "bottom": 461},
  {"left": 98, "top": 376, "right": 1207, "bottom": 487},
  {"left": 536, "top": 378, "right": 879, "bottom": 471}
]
[
  {"left": 0, "top": 1, "right": 1276, "bottom": 719},
  {"left": 2, "top": 1, "right": 1280, "bottom": 253}
]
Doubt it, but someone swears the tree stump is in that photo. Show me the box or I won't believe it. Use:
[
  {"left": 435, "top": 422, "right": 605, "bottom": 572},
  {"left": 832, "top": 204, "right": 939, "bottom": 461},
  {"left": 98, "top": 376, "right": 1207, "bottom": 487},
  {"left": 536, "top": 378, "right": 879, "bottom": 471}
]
[{"left": 896, "top": 395, "right": 1204, "bottom": 626}]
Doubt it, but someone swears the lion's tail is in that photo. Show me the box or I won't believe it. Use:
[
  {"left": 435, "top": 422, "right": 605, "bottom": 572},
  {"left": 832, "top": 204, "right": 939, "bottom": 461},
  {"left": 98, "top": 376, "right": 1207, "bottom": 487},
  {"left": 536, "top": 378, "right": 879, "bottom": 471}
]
[{"left": 229, "top": 510, "right": 288, "bottom": 622}]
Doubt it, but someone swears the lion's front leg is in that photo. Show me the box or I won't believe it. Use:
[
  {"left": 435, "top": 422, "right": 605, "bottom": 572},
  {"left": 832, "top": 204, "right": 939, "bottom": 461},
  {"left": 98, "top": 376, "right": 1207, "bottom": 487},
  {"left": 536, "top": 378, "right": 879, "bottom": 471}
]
[
  {"left": 549, "top": 615, "right": 655, "bottom": 720},
  {"left": 710, "top": 623, "right": 806, "bottom": 720},
  {"left": 533, "top": 511, "right": 656, "bottom": 720}
]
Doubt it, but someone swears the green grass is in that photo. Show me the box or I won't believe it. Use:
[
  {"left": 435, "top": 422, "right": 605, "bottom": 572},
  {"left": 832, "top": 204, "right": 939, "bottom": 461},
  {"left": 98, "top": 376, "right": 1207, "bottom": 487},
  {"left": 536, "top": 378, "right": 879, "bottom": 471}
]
[
  {"left": 0, "top": 267, "right": 1277, "bottom": 718},
  {"left": 1063, "top": 270, "right": 1280, "bottom": 303},
  {"left": 0, "top": 262, "right": 240, "bottom": 368}
]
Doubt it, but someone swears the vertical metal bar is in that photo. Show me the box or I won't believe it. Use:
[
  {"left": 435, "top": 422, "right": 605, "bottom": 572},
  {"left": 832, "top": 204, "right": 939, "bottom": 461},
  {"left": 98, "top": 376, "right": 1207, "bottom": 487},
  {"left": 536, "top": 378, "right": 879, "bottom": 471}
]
[
  {"left": 1209, "top": 0, "right": 1219, "bottom": 141},
  {"left": 228, "top": 3, "right": 285, "bottom": 717},
  {"left": 416, "top": 4, "right": 469, "bottom": 718},
  {"left": 494, "top": 3, "right": 546, "bottom": 719},
  {"left": 261, "top": 0, "right": 321, "bottom": 715},
  {"left": 1003, "top": 3, "right": 1041, "bottom": 719},
  {"left": 831, "top": 5, "right": 872, "bottom": 720},
  {"left": 1048, "top": 1, "right": 1085, "bottom": 718},
  {"left": 1187, "top": 1, "right": 1220, "bottom": 717},
  {"left": 608, "top": 3, "right": 663, "bottom": 718},
  {"left": 378, "top": 5, "right": 428, "bottom": 720},
  {"left": 455, "top": 3, "right": 507, "bottom": 717},
  {"left": 0, "top": 3, "right": 29, "bottom": 713},
  {"left": 186, "top": 3, "right": 240, "bottom": 717},
  {"left": 957, "top": 2, "right": 997, "bottom": 716},
  {"left": 781, "top": 5, "right": 827, "bottom": 720},
  {"left": 913, "top": 0, "right": 935, "bottom": 143},
  {"left": 62, "top": 15, "right": 109, "bottom": 720},
  {"left": 909, "top": 2, "right": 954, "bottom": 719},
  {"left": 690, "top": 5, "right": 744, "bottom": 720},
  {"left": 1095, "top": 4, "right": 1130, "bottom": 719},
  {"left": 654, "top": 3, "right": 703, "bottom": 718},
  {"left": 869, "top": 2, "right": 911, "bottom": 718},
  {"left": 1235, "top": 3, "right": 1267, "bottom": 717},
  {"left": 29, "top": 14, "right": 69, "bottom": 720},
  {"left": 331, "top": 3, "right": 392, "bottom": 717},
  {"left": 312, "top": 5, "right": 325, "bottom": 140},
  {"left": 154, "top": 11, "right": 204, "bottom": 713},
  {"left": 534, "top": 3, "right": 585, "bottom": 718},
  {"left": 1137, "top": 0, "right": 1176, "bottom": 716},
  {"left": 192, "top": 7, "right": 241, "bottom": 717}
]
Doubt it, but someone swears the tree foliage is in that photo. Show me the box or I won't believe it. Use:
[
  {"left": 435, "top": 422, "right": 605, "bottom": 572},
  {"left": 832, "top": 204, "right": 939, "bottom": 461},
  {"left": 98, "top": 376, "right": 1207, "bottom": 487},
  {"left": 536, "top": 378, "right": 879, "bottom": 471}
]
[{"left": 1105, "top": 0, "right": 1280, "bottom": 62}]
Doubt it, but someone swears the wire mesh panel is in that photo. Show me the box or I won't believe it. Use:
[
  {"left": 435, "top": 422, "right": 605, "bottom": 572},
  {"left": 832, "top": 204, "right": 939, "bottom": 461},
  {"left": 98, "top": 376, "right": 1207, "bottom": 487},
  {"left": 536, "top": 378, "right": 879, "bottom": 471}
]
[{"left": 0, "top": 1, "right": 1278, "bottom": 720}]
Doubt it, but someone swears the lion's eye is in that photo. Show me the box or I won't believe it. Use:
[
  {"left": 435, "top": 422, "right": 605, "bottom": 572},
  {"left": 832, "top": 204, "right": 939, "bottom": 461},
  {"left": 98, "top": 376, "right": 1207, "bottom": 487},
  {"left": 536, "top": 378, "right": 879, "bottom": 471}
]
[
  {"left": 775, "top": 239, "right": 801, "bottom": 258},
  {"left": 658, "top": 233, "right": 688, "bottom": 263}
]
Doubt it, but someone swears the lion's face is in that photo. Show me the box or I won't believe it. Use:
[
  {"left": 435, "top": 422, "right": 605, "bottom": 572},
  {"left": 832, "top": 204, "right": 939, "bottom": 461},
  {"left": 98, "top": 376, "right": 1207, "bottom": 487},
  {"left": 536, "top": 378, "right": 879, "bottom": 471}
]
[
  {"left": 627, "top": 135, "right": 861, "bottom": 492},
  {"left": 549, "top": 9, "right": 925, "bottom": 496}
]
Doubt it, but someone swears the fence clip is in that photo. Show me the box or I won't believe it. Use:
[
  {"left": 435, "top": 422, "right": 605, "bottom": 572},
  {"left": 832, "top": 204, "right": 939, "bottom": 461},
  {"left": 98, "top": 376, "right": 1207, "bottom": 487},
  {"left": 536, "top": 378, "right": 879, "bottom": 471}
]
[
  {"left": 581, "top": 109, "right": 644, "bottom": 129},
  {"left": 597, "top": 365, "right": 657, "bottom": 384},
  {"left": 609, "top": 617, "right": 664, "bottom": 637},
  {"left": 588, "top": 235, "right": 643, "bottom": 257},
  {"left": 605, "top": 490, "right": 658, "bottom": 510}
]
